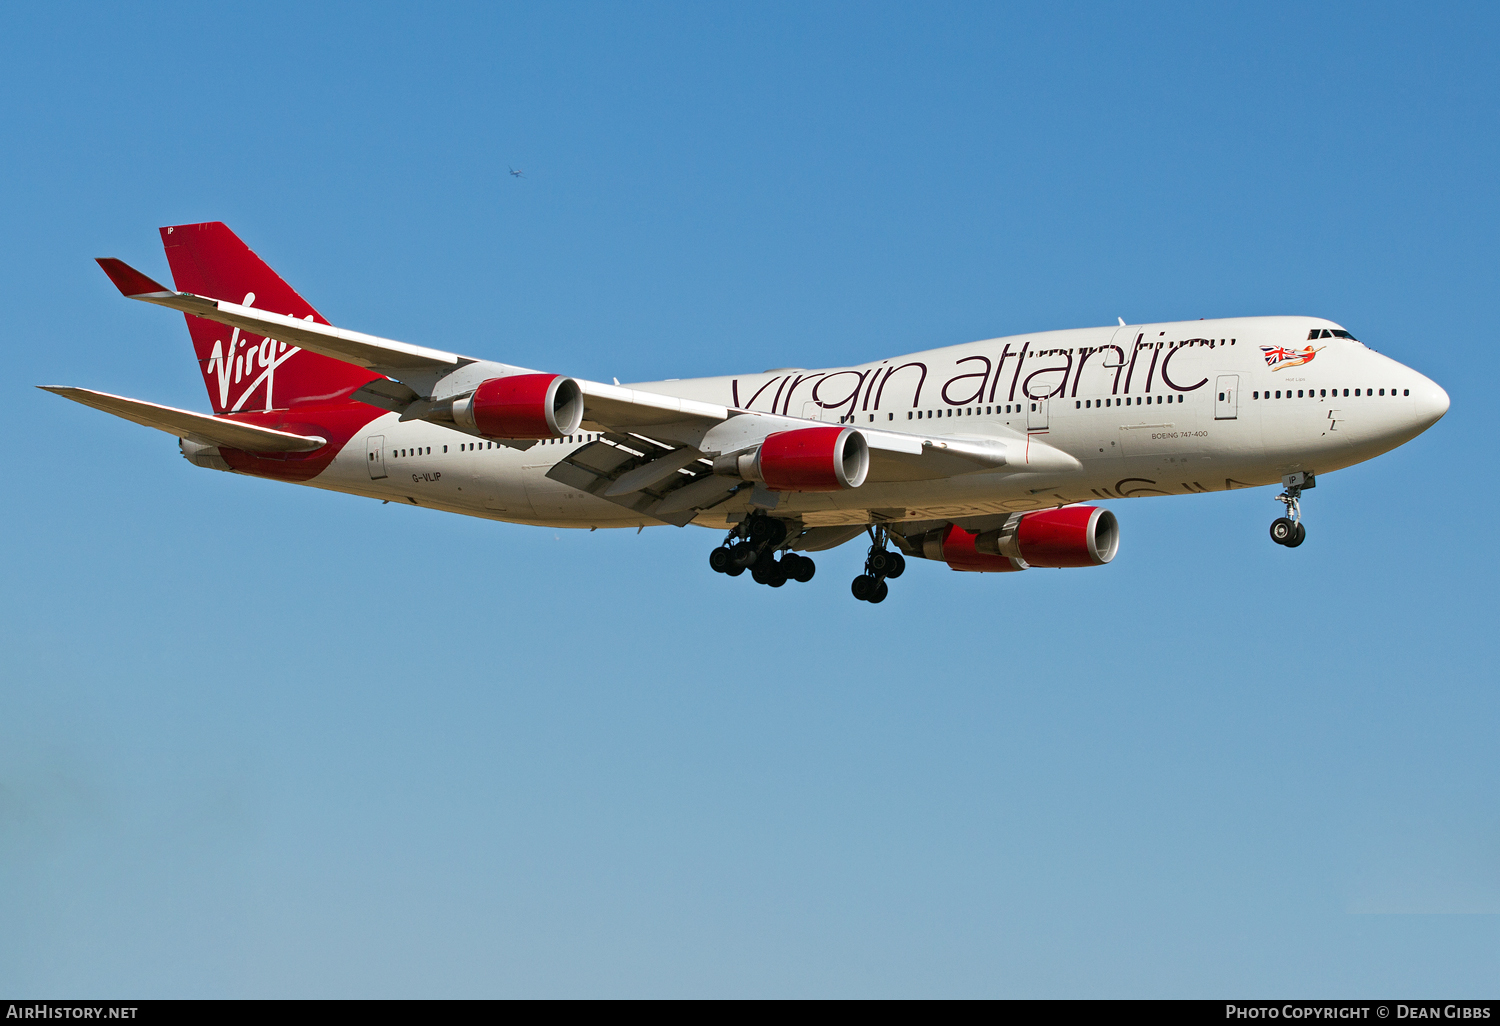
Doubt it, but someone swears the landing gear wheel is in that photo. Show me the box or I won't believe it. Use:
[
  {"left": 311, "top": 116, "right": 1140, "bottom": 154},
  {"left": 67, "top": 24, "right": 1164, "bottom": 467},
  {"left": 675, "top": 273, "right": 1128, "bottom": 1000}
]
[
  {"left": 729, "top": 541, "right": 756, "bottom": 568},
  {"left": 884, "top": 552, "right": 906, "bottom": 579},
  {"left": 851, "top": 574, "right": 877, "bottom": 601},
  {"left": 1271, "top": 472, "right": 1315, "bottom": 550},
  {"left": 726, "top": 564, "right": 745, "bottom": 577},
  {"left": 868, "top": 580, "right": 889, "bottom": 604},
  {"left": 786, "top": 554, "right": 816, "bottom": 583},
  {"left": 867, "top": 550, "right": 891, "bottom": 575},
  {"left": 709, "top": 548, "right": 732, "bottom": 573}
]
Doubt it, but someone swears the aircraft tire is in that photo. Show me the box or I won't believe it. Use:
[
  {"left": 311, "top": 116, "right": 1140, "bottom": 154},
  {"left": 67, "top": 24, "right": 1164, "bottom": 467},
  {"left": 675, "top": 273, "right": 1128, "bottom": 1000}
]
[
  {"left": 851, "top": 574, "right": 876, "bottom": 601},
  {"left": 1270, "top": 517, "right": 1297, "bottom": 545},
  {"left": 869, "top": 580, "right": 889, "bottom": 604},
  {"left": 1287, "top": 522, "right": 1306, "bottom": 547},
  {"left": 709, "top": 548, "right": 732, "bottom": 573},
  {"left": 885, "top": 553, "right": 906, "bottom": 579}
]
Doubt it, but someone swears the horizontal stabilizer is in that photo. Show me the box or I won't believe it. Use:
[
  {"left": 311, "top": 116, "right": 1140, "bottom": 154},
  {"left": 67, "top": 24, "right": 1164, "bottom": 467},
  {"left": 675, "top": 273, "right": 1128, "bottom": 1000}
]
[
  {"left": 96, "top": 258, "right": 461, "bottom": 374},
  {"left": 40, "top": 387, "right": 326, "bottom": 452}
]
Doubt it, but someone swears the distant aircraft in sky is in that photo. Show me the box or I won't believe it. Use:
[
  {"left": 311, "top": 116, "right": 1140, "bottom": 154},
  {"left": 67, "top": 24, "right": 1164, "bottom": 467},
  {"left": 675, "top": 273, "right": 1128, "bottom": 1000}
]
[
  {"left": 49, "top": 223, "right": 1449, "bottom": 603},
  {"left": 509, "top": 166, "right": 524, "bottom": 178}
]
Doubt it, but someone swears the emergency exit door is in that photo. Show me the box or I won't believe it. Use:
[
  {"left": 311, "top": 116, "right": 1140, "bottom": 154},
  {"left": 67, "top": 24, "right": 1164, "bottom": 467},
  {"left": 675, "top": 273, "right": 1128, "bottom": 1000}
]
[{"left": 1214, "top": 375, "right": 1239, "bottom": 420}]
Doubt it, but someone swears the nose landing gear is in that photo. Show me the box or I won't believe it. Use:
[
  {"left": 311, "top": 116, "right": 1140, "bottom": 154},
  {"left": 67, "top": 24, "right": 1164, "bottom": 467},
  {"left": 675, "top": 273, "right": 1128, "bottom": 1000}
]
[
  {"left": 851, "top": 526, "right": 905, "bottom": 603},
  {"left": 708, "top": 513, "right": 816, "bottom": 587},
  {"left": 1270, "top": 472, "right": 1314, "bottom": 548}
]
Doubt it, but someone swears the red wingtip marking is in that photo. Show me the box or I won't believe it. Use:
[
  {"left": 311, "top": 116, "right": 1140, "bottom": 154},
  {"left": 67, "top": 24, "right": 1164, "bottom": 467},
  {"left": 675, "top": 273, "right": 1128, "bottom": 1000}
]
[{"left": 95, "top": 257, "right": 169, "bottom": 296}]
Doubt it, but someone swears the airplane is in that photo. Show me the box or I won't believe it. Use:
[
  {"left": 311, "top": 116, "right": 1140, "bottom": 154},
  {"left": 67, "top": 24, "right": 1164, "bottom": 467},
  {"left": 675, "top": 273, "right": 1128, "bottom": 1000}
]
[
  {"left": 509, "top": 167, "right": 524, "bottom": 178},
  {"left": 46, "top": 222, "right": 1449, "bottom": 604}
]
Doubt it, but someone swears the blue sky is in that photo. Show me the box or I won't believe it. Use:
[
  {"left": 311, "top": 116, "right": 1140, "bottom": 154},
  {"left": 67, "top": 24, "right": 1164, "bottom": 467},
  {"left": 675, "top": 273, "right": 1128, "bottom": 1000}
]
[{"left": 2, "top": 1, "right": 1497, "bottom": 997}]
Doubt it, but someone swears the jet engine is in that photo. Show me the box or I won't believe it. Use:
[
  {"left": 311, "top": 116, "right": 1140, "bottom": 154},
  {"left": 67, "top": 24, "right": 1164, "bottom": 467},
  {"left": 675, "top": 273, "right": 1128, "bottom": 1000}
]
[
  {"left": 451, "top": 374, "right": 584, "bottom": 439},
  {"left": 922, "top": 523, "right": 1026, "bottom": 573},
  {"left": 974, "top": 506, "right": 1118, "bottom": 567},
  {"left": 722, "top": 426, "right": 870, "bottom": 492},
  {"left": 913, "top": 506, "right": 1118, "bottom": 573}
]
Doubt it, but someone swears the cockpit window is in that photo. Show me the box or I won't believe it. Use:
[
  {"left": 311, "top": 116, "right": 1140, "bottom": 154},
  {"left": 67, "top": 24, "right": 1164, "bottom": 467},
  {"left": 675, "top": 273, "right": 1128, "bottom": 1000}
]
[{"left": 1308, "top": 328, "right": 1359, "bottom": 341}]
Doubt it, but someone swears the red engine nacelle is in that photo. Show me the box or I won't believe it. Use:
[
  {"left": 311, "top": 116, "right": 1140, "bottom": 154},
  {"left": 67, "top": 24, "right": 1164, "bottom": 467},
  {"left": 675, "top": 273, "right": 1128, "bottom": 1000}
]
[
  {"left": 914, "top": 506, "right": 1119, "bottom": 572},
  {"left": 925, "top": 524, "right": 1025, "bottom": 573},
  {"left": 743, "top": 426, "right": 870, "bottom": 492},
  {"left": 452, "top": 374, "right": 584, "bottom": 439},
  {"left": 975, "top": 505, "right": 1119, "bottom": 568}
]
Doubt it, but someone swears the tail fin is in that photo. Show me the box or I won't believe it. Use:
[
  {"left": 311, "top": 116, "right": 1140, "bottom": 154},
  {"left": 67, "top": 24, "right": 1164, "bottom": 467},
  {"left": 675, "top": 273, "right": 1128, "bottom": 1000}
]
[{"left": 160, "top": 222, "right": 377, "bottom": 414}]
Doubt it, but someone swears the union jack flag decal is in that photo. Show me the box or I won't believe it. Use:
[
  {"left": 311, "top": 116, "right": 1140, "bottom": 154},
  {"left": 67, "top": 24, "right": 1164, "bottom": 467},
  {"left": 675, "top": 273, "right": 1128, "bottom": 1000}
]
[{"left": 1261, "top": 344, "right": 1323, "bottom": 371}]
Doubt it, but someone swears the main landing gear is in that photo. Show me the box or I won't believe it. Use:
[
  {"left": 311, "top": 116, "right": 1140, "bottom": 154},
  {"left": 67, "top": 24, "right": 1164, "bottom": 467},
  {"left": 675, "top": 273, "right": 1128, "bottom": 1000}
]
[
  {"left": 708, "top": 512, "right": 816, "bottom": 588},
  {"left": 851, "top": 526, "right": 905, "bottom": 604},
  {"left": 1270, "top": 471, "right": 1315, "bottom": 548}
]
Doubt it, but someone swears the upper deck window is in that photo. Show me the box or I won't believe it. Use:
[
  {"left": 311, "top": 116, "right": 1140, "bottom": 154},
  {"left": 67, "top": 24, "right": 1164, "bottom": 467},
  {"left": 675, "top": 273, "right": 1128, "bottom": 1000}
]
[{"left": 1308, "top": 328, "right": 1359, "bottom": 341}]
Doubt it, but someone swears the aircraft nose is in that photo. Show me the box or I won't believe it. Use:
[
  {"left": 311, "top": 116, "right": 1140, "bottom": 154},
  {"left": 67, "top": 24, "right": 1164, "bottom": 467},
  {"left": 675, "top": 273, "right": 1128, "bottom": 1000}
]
[{"left": 1410, "top": 374, "right": 1450, "bottom": 429}]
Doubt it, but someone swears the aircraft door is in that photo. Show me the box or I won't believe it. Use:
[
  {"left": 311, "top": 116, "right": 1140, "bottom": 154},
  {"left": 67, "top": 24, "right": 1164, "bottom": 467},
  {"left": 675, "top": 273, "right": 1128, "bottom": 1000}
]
[
  {"left": 1214, "top": 375, "right": 1239, "bottom": 420},
  {"left": 801, "top": 400, "right": 834, "bottom": 423},
  {"left": 366, "top": 435, "right": 387, "bottom": 479},
  {"left": 1028, "top": 398, "right": 1049, "bottom": 431}
]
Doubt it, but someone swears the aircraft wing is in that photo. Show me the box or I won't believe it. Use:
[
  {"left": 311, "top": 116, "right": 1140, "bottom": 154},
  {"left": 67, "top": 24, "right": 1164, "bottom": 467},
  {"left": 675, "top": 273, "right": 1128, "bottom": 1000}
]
[{"left": 40, "top": 387, "right": 326, "bottom": 452}]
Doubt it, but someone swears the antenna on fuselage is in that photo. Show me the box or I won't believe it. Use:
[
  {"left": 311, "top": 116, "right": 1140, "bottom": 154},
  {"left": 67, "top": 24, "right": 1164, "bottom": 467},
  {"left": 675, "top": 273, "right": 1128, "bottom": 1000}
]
[{"left": 1118, "top": 317, "right": 1126, "bottom": 326}]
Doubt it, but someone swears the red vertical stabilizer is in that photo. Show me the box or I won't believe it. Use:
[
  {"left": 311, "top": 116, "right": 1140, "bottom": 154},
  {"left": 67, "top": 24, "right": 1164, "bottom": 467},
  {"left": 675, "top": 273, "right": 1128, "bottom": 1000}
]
[{"left": 160, "top": 222, "right": 378, "bottom": 414}]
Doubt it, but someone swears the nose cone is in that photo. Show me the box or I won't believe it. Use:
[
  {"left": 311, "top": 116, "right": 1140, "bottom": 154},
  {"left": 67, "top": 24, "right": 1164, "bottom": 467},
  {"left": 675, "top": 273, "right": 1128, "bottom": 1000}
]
[{"left": 1410, "top": 374, "right": 1450, "bottom": 431}]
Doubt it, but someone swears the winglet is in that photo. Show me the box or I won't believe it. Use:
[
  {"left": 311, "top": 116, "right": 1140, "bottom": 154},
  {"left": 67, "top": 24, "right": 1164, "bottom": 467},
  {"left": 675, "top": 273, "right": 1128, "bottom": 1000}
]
[{"left": 96, "top": 257, "right": 171, "bottom": 297}]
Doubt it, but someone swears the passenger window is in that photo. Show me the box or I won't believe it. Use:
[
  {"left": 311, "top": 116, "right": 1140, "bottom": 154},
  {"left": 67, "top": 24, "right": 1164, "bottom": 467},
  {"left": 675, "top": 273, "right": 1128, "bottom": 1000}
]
[
  {"left": 1403, "top": 389, "right": 1409, "bottom": 396},
  {"left": 1218, "top": 392, "right": 1225, "bottom": 401},
  {"left": 1379, "top": 389, "right": 1385, "bottom": 395}
]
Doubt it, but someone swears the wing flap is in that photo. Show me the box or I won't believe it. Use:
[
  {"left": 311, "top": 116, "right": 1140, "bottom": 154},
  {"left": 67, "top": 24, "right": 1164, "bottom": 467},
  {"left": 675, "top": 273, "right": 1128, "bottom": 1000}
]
[
  {"left": 40, "top": 387, "right": 326, "bottom": 452},
  {"left": 546, "top": 437, "right": 741, "bottom": 525}
]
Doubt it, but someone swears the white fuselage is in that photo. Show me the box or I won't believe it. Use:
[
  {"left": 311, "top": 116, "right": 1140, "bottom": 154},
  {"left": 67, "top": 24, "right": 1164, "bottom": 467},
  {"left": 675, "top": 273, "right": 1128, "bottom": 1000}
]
[{"left": 289, "top": 315, "right": 1448, "bottom": 530}]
